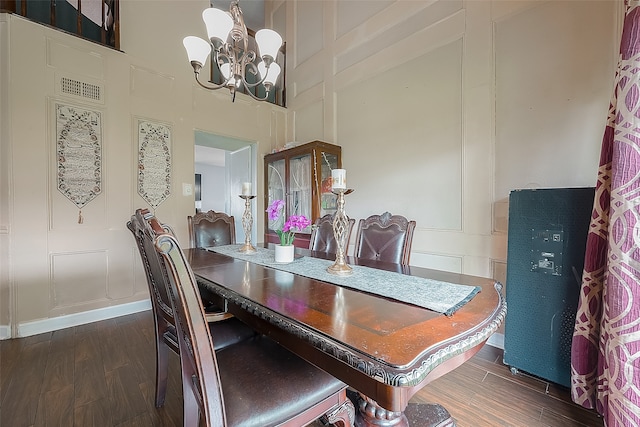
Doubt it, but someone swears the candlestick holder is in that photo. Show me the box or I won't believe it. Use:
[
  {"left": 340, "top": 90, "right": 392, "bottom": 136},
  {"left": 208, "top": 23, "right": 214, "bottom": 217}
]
[
  {"left": 327, "top": 188, "right": 354, "bottom": 276},
  {"left": 239, "top": 195, "right": 257, "bottom": 254}
]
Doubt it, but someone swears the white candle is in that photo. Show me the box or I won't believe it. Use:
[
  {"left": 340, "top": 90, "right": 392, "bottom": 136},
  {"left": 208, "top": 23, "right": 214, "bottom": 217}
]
[
  {"left": 331, "top": 169, "right": 346, "bottom": 190},
  {"left": 242, "top": 182, "right": 252, "bottom": 196}
]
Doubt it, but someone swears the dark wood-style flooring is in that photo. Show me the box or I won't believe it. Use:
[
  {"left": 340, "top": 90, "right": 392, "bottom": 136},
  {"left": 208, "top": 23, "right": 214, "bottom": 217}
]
[{"left": 0, "top": 310, "right": 603, "bottom": 427}]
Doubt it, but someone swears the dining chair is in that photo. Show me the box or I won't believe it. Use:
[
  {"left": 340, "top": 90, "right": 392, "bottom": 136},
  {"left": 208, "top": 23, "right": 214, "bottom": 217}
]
[
  {"left": 153, "top": 219, "right": 355, "bottom": 427},
  {"left": 309, "top": 214, "right": 355, "bottom": 255},
  {"left": 187, "top": 210, "right": 236, "bottom": 248},
  {"left": 353, "top": 211, "right": 416, "bottom": 266},
  {"left": 127, "top": 208, "right": 256, "bottom": 408},
  {"left": 187, "top": 209, "right": 238, "bottom": 313}
]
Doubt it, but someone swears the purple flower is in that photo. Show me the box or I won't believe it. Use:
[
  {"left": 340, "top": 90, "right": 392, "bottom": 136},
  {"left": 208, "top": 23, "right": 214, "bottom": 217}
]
[
  {"left": 267, "top": 200, "right": 310, "bottom": 245},
  {"left": 266, "top": 199, "right": 285, "bottom": 221},
  {"left": 283, "top": 215, "right": 311, "bottom": 232}
]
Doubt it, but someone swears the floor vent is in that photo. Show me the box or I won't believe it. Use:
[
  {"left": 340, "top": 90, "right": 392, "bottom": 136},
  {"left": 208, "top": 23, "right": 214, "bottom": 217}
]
[{"left": 59, "top": 76, "right": 104, "bottom": 103}]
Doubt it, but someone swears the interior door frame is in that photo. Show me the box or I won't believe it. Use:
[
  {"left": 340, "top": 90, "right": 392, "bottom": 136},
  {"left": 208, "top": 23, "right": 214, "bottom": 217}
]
[{"left": 194, "top": 130, "right": 257, "bottom": 244}]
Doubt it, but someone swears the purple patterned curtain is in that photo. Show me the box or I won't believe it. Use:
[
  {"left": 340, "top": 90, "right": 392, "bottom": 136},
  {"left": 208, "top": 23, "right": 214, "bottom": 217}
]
[{"left": 570, "top": 2, "right": 640, "bottom": 426}]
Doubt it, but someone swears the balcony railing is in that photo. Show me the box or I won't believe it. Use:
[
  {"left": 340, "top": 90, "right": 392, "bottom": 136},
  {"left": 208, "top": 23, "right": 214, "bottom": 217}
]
[{"left": 1, "top": 0, "right": 119, "bottom": 49}]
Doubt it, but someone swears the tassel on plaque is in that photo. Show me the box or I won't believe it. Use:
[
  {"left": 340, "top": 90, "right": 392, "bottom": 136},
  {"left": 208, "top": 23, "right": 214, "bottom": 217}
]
[{"left": 78, "top": 210, "right": 83, "bottom": 224}]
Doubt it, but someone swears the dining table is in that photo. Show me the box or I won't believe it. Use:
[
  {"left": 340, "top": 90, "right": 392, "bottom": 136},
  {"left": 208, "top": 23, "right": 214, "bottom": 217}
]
[{"left": 187, "top": 244, "right": 506, "bottom": 427}]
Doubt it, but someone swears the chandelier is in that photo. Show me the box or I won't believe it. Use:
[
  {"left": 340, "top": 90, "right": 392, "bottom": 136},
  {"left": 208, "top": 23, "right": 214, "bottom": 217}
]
[{"left": 183, "top": 1, "right": 283, "bottom": 102}]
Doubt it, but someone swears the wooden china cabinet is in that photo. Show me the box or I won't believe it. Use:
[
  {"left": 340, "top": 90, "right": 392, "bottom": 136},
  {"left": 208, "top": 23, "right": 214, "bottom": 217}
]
[{"left": 263, "top": 141, "right": 342, "bottom": 248}]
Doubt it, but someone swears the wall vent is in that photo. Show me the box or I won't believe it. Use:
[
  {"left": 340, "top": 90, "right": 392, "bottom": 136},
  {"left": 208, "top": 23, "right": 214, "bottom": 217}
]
[{"left": 58, "top": 76, "right": 104, "bottom": 103}]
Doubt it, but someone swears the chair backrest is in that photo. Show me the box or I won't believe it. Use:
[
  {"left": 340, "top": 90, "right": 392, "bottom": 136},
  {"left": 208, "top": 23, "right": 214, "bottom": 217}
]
[
  {"left": 308, "top": 214, "right": 355, "bottom": 254},
  {"left": 127, "top": 208, "right": 175, "bottom": 329},
  {"left": 153, "top": 221, "right": 227, "bottom": 425},
  {"left": 188, "top": 210, "right": 236, "bottom": 248},
  {"left": 353, "top": 211, "right": 416, "bottom": 265}
]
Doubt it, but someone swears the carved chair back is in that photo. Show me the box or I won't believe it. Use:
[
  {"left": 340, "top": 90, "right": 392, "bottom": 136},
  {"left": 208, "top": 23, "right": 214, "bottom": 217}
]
[
  {"left": 128, "top": 209, "right": 253, "bottom": 408},
  {"left": 353, "top": 212, "right": 416, "bottom": 266},
  {"left": 309, "top": 214, "right": 355, "bottom": 255},
  {"left": 127, "top": 209, "right": 179, "bottom": 406},
  {"left": 188, "top": 210, "right": 236, "bottom": 248}
]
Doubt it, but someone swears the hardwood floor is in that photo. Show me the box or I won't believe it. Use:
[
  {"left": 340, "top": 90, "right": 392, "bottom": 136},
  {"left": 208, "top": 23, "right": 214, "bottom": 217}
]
[{"left": 0, "top": 310, "right": 603, "bottom": 427}]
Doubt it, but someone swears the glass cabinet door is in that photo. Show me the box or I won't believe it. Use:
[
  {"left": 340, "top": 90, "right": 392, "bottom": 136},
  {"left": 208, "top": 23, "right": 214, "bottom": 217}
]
[
  {"left": 319, "top": 151, "right": 339, "bottom": 217},
  {"left": 266, "top": 158, "right": 286, "bottom": 231},
  {"left": 289, "top": 153, "right": 312, "bottom": 232},
  {"left": 263, "top": 141, "right": 342, "bottom": 247}
]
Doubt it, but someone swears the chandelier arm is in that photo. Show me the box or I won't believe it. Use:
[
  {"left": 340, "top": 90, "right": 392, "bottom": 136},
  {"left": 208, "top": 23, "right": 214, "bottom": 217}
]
[
  {"left": 240, "top": 58, "right": 269, "bottom": 89},
  {"left": 194, "top": 72, "right": 228, "bottom": 91},
  {"left": 241, "top": 85, "right": 270, "bottom": 102},
  {"left": 201, "top": 49, "right": 234, "bottom": 89}
]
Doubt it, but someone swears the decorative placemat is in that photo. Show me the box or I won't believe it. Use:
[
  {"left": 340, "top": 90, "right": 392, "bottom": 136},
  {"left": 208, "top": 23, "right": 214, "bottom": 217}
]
[{"left": 206, "top": 245, "right": 481, "bottom": 316}]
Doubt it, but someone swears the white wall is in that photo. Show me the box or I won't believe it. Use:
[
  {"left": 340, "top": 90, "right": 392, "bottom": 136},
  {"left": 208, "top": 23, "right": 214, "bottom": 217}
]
[
  {"left": 0, "top": 1, "right": 288, "bottom": 337},
  {"left": 274, "top": 0, "right": 618, "bottom": 284},
  {"left": 195, "top": 163, "right": 227, "bottom": 212}
]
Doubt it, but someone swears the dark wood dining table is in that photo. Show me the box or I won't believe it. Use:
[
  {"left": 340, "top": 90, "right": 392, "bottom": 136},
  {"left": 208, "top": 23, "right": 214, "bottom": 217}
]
[{"left": 187, "top": 246, "right": 506, "bottom": 427}]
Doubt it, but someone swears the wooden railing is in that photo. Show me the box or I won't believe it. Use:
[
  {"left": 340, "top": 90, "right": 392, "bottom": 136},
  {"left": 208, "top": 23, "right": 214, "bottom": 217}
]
[{"left": 0, "top": 0, "right": 119, "bottom": 50}]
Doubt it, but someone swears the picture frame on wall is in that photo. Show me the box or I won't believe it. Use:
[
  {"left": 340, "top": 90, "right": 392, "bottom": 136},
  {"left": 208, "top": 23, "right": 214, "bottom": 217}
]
[{"left": 195, "top": 173, "right": 201, "bottom": 201}]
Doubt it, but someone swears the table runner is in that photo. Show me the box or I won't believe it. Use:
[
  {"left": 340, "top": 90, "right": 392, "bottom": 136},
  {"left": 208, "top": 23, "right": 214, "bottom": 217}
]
[{"left": 207, "top": 245, "right": 480, "bottom": 316}]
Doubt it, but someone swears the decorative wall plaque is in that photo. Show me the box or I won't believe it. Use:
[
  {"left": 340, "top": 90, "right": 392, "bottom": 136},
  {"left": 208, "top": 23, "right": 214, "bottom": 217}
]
[
  {"left": 137, "top": 119, "right": 172, "bottom": 208},
  {"left": 56, "top": 103, "right": 102, "bottom": 223}
]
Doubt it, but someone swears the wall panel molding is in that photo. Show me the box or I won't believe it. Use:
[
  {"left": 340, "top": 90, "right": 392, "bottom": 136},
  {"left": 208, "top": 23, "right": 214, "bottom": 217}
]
[
  {"left": 411, "top": 251, "right": 463, "bottom": 274},
  {"left": 335, "top": 0, "right": 393, "bottom": 40},
  {"left": 291, "top": 59, "right": 326, "bottom": 98},
  {"left": 335, "top": 0, "right": 462, "bottom": 74},
  {"left": 334, "top": 10, "right": 465, "bottom": 93},
  {"left": 50, "top": 250, "right": 108, "bottom": 308},
  {"left": 46, "top": 37, "right": 105, "bottom": 79},
  {"left": 294, "top": 0, "right": 324, "bottom": 66},
  {"left": 130, "top": 64, "right": 175, "bottom": 102}
]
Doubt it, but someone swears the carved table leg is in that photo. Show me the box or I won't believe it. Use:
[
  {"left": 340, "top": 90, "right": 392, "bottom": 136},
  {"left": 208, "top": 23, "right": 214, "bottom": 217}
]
[
  {"left": 350, "top": 392, "right": 456, "bottom": 427},
  {"left": 353, "top": 394, "right": 408, "bottom": 427}
]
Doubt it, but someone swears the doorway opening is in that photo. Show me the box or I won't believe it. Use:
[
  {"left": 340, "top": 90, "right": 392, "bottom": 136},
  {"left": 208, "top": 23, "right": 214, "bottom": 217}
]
[{"left": 194, "top": 131, "right": 257, "bottom": 244}]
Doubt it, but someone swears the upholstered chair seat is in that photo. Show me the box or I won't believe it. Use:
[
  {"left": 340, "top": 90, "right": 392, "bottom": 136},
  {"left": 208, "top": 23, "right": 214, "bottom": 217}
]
[{"left": 213, "top": 335, "right": 350, "bottom": 427}]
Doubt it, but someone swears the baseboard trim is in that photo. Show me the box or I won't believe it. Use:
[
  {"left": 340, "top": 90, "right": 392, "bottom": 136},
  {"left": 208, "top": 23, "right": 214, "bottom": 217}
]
[
  {"left": 487, "top": 332, "right": 504, "bottom": 350},
  {"left": 16, "top": 299, "right": 152, "bottom": 338},
  {"left": 0, "top": 325, "right": 10, "bottom": 340}
]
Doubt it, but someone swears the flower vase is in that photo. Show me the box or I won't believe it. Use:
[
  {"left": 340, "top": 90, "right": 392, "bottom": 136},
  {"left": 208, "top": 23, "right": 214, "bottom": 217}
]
[{"left": 274, "top": 244, "right": 295, "bottom": 263}]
